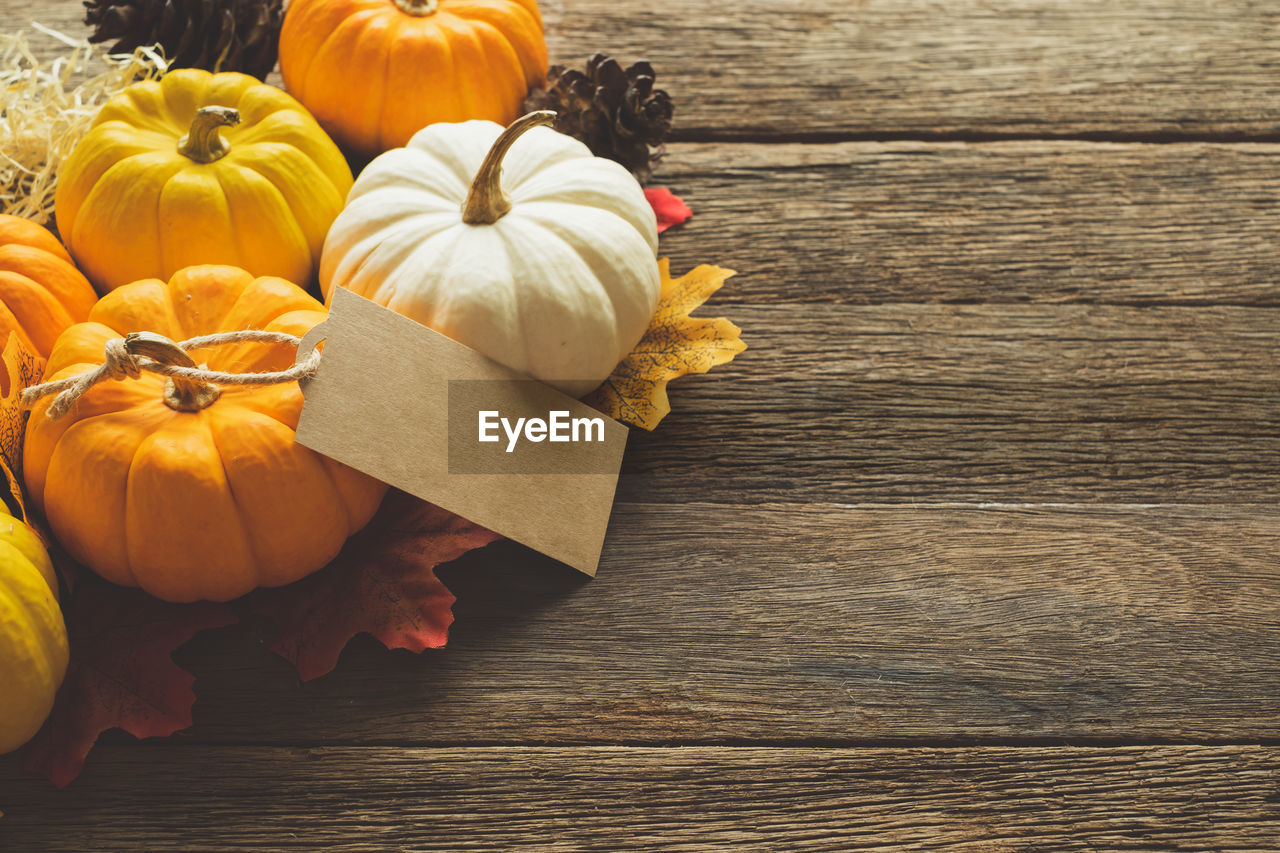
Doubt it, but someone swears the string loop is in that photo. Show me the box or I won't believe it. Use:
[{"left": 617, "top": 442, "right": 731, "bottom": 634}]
[{"left": 21, "top": 330, "right": 321, "bottom": 420}]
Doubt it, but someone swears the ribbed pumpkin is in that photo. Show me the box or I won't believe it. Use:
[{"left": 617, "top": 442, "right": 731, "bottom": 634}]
[
  {"left": 24, "top": 265, "right": 388, "bottom": 603},
  {"left": 0, "top": 215, "right": 97, "bottom": 357},
  {"left": 0, "top": 507, "right": 68, "bottom": 755},
  {"left": 279, "top": 0, "right": 548, "bottom": 157},
  {"left": 55, "top": 69, "right": 352, "bottom": 293},
  {"left": 320, "top": 113, "right": 659, "bottom": 397}
]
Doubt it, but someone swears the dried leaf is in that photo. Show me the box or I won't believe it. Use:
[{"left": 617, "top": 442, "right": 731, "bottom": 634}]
[
  {"left": 645, "top": 187, "right": 692, "bottom": 233},
  {"left": 585, "top": 259, "right": 745, "bottom": 430},
  {"left": 249, "top": 490, "right": 500, "bottom": 682},
  {"left": 21, "top": 572, "right": 236, "bottom": 787},
  {"left": 0, "top": 331, "right": 44, "bottom": 520}
]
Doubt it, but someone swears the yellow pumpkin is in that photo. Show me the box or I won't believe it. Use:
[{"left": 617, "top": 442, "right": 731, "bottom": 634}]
[
  {"left": 54, "top": 69, "right": 353, "bottom": 293},
  {"left": 0, "top": 507, "right": 68, "bottom": 755},
  {"left": 0, "top": 215, "right": 97, "bottom": 358},
  {"left": 279, "top": 0, "right": 548, "bottom": 157},
  {"left": 24, "top": 265, "right": 388, "bottom": 603}
]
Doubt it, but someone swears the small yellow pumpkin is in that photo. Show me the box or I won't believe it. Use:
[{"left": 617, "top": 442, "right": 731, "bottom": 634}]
[
  {"left": 24, "top": 265, "right": 388, "bottom": 603},
  {"left": 55, "top": 69, "right": 353, "bottom": 293},
  {"left": 279, "top": 0, "right": 548, "bottom": 157},
  {"left": 0, "top": 507, "right": 68, "bottom": 755}
]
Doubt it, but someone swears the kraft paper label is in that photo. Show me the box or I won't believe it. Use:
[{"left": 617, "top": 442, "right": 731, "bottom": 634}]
[{"left": 294, "top": 287, "right": 628, "bottom": 576}]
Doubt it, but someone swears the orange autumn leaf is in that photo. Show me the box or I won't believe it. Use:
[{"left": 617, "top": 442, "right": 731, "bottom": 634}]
[{"left": 585, "top": 258, "right": 745, "bottom": 430}]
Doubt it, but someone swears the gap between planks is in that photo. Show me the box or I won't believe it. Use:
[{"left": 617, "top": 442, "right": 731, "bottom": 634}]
[{"left": 671, "top": 130, "right": 1280, "bottom": 146}]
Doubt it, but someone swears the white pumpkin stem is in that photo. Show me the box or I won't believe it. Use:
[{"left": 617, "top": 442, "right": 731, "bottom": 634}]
[
  {"left": 462, "top": 111, "right": 557, "bottom": 226},
  {"left": 177, "top": 106, "right": 241, "bottom": 164},
  {"left": 393, "top": 0, "right": 438, "bottom": 15}
]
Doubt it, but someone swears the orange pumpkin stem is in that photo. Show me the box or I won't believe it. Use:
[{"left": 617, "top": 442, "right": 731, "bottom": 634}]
[
  {"left": 461, "top": 111, "right": 557, "bottom": 226},
  {"left": 177, "top": 106, "right": 241, "bottom": 164},
  {"left": 393, "top": 0, "right": 438, "bottom": 14},
  {"left": 124, "top": 332, "right": 222, "bottom": 412}
]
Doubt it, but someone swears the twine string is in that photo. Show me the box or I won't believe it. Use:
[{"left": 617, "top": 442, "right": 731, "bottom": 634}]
[{"left": 21, "top": 330, "right": 322, "bottom": 420}]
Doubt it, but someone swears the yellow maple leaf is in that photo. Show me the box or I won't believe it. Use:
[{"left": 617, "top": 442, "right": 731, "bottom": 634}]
[{"left": 585, "top": 258, "right": 745, "bottom": 430}]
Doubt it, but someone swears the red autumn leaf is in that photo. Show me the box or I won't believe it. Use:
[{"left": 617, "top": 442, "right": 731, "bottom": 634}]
[
  {"left": 249, "top": 490, "right": 500, "bottom": 682},
  {"left": 21, "top": 572, "right": 236, "bottom": 787},
  {"left": 646, "top": 187, "right": 692, "bottom": 233}
]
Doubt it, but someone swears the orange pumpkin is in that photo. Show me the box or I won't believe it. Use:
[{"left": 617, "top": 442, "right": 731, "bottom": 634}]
[
  {"left": 0, "top": 215, "right": 97, "bottom": 357},
  {"left": 23, "top": 265, "right": 388, "bottom": 603},
  {"left": 279, "top": 0, "right": 548, "bottom": 156}
]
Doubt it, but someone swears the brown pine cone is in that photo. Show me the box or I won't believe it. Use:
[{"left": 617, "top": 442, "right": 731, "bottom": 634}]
[
  {"left": 84, "top": 0, "right": 284, "bottom": 80},
  {"left": 524, "top": 54, "right": 674, "bottom": 184}
]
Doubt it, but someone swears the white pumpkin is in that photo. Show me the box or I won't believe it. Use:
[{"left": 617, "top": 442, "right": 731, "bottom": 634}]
[{"left": 320, "top": 111, "right": 660, "bottom": 397}]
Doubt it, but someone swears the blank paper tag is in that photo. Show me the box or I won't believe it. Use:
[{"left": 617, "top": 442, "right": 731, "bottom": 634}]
[{"left": 294, "top": 287, "right": 628, "bottom": 576}]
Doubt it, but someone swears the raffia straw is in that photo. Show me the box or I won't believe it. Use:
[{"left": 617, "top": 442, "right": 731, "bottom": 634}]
[
  {"left": 22, "top": 330, "right": 322, "bottom": 420},
  {"left": 1, "top": 24, "right": 167, "bottom": 225}
]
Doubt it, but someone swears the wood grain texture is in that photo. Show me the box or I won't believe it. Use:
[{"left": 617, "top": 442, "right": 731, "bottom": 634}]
[
  {"left": 125, "top": 502, "right": 1280, "bottom": 744},
  {"left": 545, "top": 0, "right": 1280, "bottom": 140},
  {"left": 657, "top": 141, "right": 1280, "bottom": 305},
  {"left": 5, "top": 1, "right": 1280, "bottom": 847},
  {"left": 613, "top": 303, "right": 1280, "bottom": 503},
  {"left": 14, "top": 1, "right": 1280, "bottom": 139},
  {"left": 3, "top": 745, "right": 1279, "bottom": 850}
]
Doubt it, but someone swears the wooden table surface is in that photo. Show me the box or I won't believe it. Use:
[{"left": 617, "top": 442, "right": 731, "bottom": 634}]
[{"left": 4, "top": 1, "right": 1280, "bottom": 849}]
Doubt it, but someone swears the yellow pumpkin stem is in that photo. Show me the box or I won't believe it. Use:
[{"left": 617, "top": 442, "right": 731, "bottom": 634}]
[
  {"left": 393, "top": 0, "right": 438, "bottom": 14},
  {"left": 124, "top": 332, "right": 222, "bottom": 412},
  {"left": 461, "top": 110, "right": 557, "bottom": 226},
  {"left": 176, "top": 106, "right": 241, "bottom": 164}
]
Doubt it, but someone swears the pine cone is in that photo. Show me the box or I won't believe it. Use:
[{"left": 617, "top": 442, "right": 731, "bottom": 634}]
[
  {"left": 524, "top": 54, "right": 674, "bottom": 184},
  {"left": 84, "top": 0, "right": 284, "bottom": 79}
]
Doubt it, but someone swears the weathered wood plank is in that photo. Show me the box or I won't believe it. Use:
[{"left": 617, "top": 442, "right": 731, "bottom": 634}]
[
  {"left": 14, "top": 1, "right": 1280, "bottom": 139},
  {"left": 614, "top": 303, "right": 1280, "bottom": 504},
  {"left": 658, "top": 141, "right": 1280, "bottom": 305},
  {"left": 151, "top": 503, "right": 1280, "bottom": 743},
  {"left": 3, "top": 745, "right": 1278, "bottom": 850},
  {"left": 546, "top": 0, "right": 1280, "bottom": 140}
]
